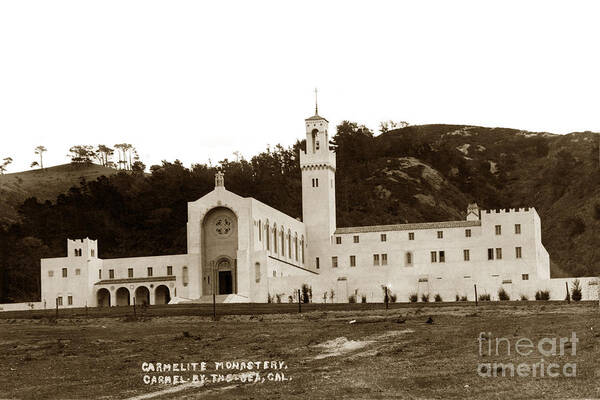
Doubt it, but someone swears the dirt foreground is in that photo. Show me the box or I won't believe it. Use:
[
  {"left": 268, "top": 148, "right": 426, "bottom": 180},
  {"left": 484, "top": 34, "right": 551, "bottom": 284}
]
[{"left": 1, "top": 302, "right": 599, "bottom": 399}]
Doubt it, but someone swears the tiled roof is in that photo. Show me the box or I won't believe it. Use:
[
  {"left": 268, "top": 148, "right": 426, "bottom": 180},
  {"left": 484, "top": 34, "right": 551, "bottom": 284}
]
[
  {"left": 305, "top": 114, "right": 328, "bottom": 122},
  {"left": 335, "top": 220, "right": 481, "bottom": 234},
  {"left": 94, "top": 276, "right": 176, "bottom": 285}
]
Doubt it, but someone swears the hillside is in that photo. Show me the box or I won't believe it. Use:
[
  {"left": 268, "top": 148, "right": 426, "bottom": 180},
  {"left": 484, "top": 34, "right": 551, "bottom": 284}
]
[
  {"left": 0, "top": 164, "right": 118, "bottom": 226},
  {"left": 0, "top": 124, "right": 598, "bottom": 302}
]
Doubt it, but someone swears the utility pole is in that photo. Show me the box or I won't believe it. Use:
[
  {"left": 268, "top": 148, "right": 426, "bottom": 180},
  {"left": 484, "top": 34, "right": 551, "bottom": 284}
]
[{"left": 474, "top": 284, "right": 478, "bottom": 307}]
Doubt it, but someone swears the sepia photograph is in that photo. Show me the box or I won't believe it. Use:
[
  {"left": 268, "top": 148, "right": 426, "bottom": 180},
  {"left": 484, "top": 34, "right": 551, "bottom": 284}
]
[{"left": 0, "top": 1, "right": 599, "bottom": 399}]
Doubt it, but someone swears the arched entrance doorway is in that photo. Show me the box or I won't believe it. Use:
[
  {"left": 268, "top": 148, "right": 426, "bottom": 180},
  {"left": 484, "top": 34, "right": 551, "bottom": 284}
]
[
  {"left": 116, "top": 287, "right": 130, "bottom": 306},
  {"left": 155, "top": 285, "right": 171, "bottom": 304},
  {"left": 216, "top": 258, "right": 234, "bottom": 295},
  {"left": 135, "top": 286, "right": 150, "bottom": 306},
  {"left": 97, "top": 288, "right": 111, "bottom": 307},
  {"left": 201, "top": 207, "right": 238, "bottom": 296}
]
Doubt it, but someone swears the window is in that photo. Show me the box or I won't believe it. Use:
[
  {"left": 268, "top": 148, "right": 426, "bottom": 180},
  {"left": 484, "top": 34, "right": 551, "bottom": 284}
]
[
  {"left": 465, "top": 229, "right": 471, "bottom": 237},
  {"left": 515, "top": 224, "right": 521, "bottom": 234},
  {"left": 301, "top": 238, "right": 305, "bottom": 264},
  {"left": 316, "top": 257, "right": 320, "bottom": 269},
  {"left": 48, "top": 270, "right": 54, "bottom": 277},
  {"left": 431, "top": 251, "right": 437, "bottom": 263},
  {"left": 255, "top": 263, "right": 261, "bottom": 283},
  {"left": 99, "top": 270, "right": 102, "bottom": 279},
  {"left": 62, "top": 268, "right": 68, "bottom": 278},
  {"left": 273, "top": 270, "right": 276, "bottom": 277},
  {"left": 495, "top": 248, "right": 502, "bottom": 260},
  {"left": 75, "top": 268, "right": 81, "bottom": 276},
  {"left": 273, "top": 228, "right": 278, "bottom": 253},
  {"left": 522, "top": 274, "right": 529, "bottom": 280},
  {"left": 288, "top": 234, "right": 292, "bottom": 256},
  {"left": 281, "top": 232, "right": 285, "bottom": 256},
  {"left": 109, "top": 269, "right": 115, "bottom": 279},
  {"left": 373, "top": 254, "right": 380, "bottom": 265},
  {"left": 332, "top": 256, "right": 338, "bottom": 268},
  {"left": 91, "top": 249, "right": 95, "bottom": 257},
  {"left": 57, "top": 297, "right": 63, "bottom": 306},
  {"left": 463, "top": 249, "right": 470, "bottom": 261},
  {"left": 128, "top": 268, "right": 133, "bottom": 278},
  {"left": 68, "top": 296, "right": 73, "bottom": 305},
  {"left": 495, "top": 225, "right": 502, "bottom": 235},
  {"left": 381, "top": 254, "right": 388, "bottom": 265},
  {"left": 147, "top": 267, "right": 153, "bottom": 277},
  {"left": 516, "top": 247, "right": 522, "bottom": 259},
  {"left": 167, "top": 266, "right": 173, "bottom": 276},
  {"left": 437, "top": 231, "right": 443, "bottom": 239},
  {"left": 380, "top": 234, "right": 387, "bottom": 242},
  {"left": 336, "top": 237, "right": 342, "bottom": 244},
  {"left": 353, "top": 235, "right": 359, "bottom": 243},
  {"left": 258, "top": 220, "right": 262, "bottom": 241},
  {"left": 350, "top": 256, "right": 356, "bottom": 267},
  {"left": 266, "top": 223, "right": 270, "bottom": 250},
  {"left": 488, "top": 248, "right": 494, "bottom": 260},
  {"left": 439, "top": 251, "right": 445, "bottom": 263},
  {"left": 294, "top": 236, "right": 298, "bottom": 261},
  {"left": 409, "top": 232, "right": 415, "bottom": 240},
  {"left": 406, "top": 252, "right": 413, "bottom": 265},
  {"left": 312, "top": 178, "right": 319, "bottom": 187},
  {"left": 182, "top": 266, "right": 189, "bottom": 286}
]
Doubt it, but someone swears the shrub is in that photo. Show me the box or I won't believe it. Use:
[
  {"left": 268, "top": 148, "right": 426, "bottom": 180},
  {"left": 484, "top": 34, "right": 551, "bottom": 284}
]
[
  {"left": 275, "top": 294, "right": 282, "bottom": 304},
  {"left": 267, "top": 293, "right": 273, "bottom": 303},
  {"left": 421, "top": 293, "right": 430, "bottom": 302},
  {"left": 434, "top": 294, "right": 442, "bottom": 302},
  {"left": 478, "top": 294, "right": 491, "bottom": 301},
  {"left": 288, "top": 295, "right": 294, "bottom": 303},
  {"left": 301, "top": 284, "right": 311, "bottom": 303},
  {"left": 455, "top": 294, "right": 460, "bottom": 301},
  {"left": 520, "top": 294, "right": 528, "bottom": 301},
  {"left": 571, "top": 279, "right": 582, "bottom": 302},
  {"left": 460, "top": 295, "right": 468, "bottom": 302},
  {"left": 409, "top": 293, "right": 418, "bottom": 303},
  {"left": 535, "top": 290, "right": 550, "bottom": 301},
  {"left": 390, "top": 294, "right": 397, "bottom": 303},
  {"left": 498, "top": 287, "right": 510, "bottom": 301},
  {"left": 348, "top": 294, "right": 356, "bottom": 303},
  {"left": 361, "top": 294, "right": 367, "bottom": 303}
]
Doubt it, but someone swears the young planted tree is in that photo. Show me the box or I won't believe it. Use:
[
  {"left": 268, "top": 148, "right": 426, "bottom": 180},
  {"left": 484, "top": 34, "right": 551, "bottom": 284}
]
[{"left": 34, "top": 145, "right": 47, "bottom": 169}]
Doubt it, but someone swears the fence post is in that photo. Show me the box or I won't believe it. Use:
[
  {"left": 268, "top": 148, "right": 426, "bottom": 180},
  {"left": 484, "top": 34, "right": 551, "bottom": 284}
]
[
  {"left": 298, "top": 289, "right": 301, "bottom": 313},
  {"left": 133, "top": 297, "right": 137, "bottom": 317},
  {"left": 385, "top": 286, "right": 389, "bottom": 310},
  {"left": 474, "top": 284, "right": 478, "bottom": 307},
  {"left": 55, "top": 297, "right": 58, "bottom": 319},
  {"left": 565, "top": 281, "right": 570, "bottom": 303}
]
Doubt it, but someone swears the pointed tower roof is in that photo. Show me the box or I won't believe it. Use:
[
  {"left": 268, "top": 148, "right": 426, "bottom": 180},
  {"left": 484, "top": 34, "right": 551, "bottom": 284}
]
[{"left": 305, "top": 88, "right": 328, "bottom": 122}]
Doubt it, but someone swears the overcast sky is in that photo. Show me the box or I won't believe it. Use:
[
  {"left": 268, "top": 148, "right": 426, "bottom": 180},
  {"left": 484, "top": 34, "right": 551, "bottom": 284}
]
[{"left": 1, "top": 1, "right": 598, "bottom": 173}]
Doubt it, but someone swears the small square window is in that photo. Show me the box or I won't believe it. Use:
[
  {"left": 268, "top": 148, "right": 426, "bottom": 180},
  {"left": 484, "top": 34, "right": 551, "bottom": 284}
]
[
  {"left": 439, "top": 251, "right": 445, "bottom": 263},
  {"left": 373, "top": 254, "right": 380, "bottom": 266},
  {"left": 350, "top": 255, "right": 356, "bottom": 267},
  {"left": 516, "top": 247, "right": 522, "bottom": 259},
  {"left": 515, "top": 224, "right": 521, "bottom": 234},
  {"left": 381, "top": 254, "right": 388, "bottom": 265},
  {"left": 437, "top": 231, "right": 443, "bottom": 239},
  {"left": 463, "top": 249, "right": 470, "bottom": 261},
  {"left": 147, "top": 267, "right": 153, "bottom": 277},
  {"left": 48, "top": 270, "right": 54, "bottom": 277},
  {"left": 68, "top": 296, "right": 73, "bottom": 305},
  {"left": 522, "top": 274, "right": 529, "bottom": 280},
  {"left": 430, "top": 251, "right": 437, "bottom": 263},
  {"left": 409, "top": 232, "right": 414, "bottom": 240},
  {"left": 336, "top": 237, "right": 342, "bottom": 244},
  {"left": 495, "top": 248, "right": 502, "bottom": 260},
  {"left": 109, "top": 269, "right": 115, "bottom": 279},
  {"left": 167, "top": 266, "right": 173, "bottom": 275},
  {"left": 353, "top": 235, "right": 359, "bottom": 243},
  {"left": 62, "top": 268, "right": 68, "bottom": 278},
  {"left": 332, "top": 256, "right": 338, "bottom": 268},
  {"left": 495, "top": 225, "right": 502, "bottom": 235},
  {"left": 128, "top": 268, "right": 134, "bottom": 278},
  {"left": 465, "top": 229, "right": 471, "bottom": 237},
  {"left": 75, "top": 268, "right": 81, "bottom": 275},
  {"left": 380, "top": 234, "right": 387, "bottom": 242},
  {"left": 488, "top": 248, "right": 494, "bottom": 260}
]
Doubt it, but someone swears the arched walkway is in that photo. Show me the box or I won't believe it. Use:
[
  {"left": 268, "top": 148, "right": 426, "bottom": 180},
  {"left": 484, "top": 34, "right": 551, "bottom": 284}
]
[
  {"left": 135, "top": 286, "right": 150, "bottom": 306},
  {"left": 97, "top": 288, "right": 111, "bottom": 307},
  {"left": 155, "top": 285, "right": 171, "bottom": 305},
  {"left": 116, "top": 287, "right": 130, "bottom": 306}
]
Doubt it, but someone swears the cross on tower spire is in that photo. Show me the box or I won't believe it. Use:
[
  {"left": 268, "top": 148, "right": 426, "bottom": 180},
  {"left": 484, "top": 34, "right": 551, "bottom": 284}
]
[{"left": 314, "top": 88, "right": 318, "bottom": 115}]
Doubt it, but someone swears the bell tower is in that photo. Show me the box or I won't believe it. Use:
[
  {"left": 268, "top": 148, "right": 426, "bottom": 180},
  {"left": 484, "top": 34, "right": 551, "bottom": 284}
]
[{"left": 300, "top": 91, "right": 336, "bottom": 268}]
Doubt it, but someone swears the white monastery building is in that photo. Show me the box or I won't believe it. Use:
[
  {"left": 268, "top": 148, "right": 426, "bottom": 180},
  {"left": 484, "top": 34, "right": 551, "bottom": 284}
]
[{"left": 8, "top": 106, "right": 596, "bottom": 311}]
